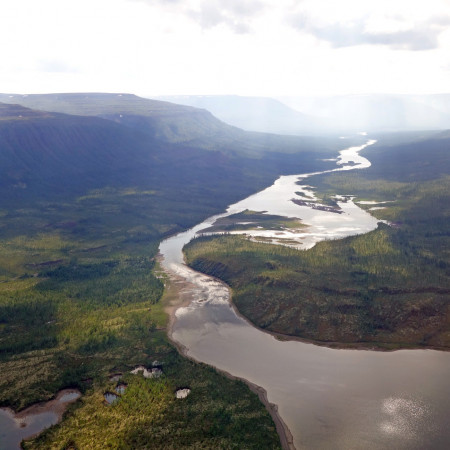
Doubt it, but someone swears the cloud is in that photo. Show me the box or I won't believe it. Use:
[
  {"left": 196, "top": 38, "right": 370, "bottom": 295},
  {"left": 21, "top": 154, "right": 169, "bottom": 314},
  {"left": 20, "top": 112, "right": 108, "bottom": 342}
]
[
  {"left": 127, "top": 0, "right": 182, "bottom": 4},
  {"left": 127, "top": 0, "right": 265, "bottom": 33},
  {"left": 289, "top": 14, "right": 450, "bottom": 51},
  {"left": 188, "top": 0, "right": 266, "bottom": 33},
  {"left": 36, "top": 59, "right": 78, "bottom": 73}
]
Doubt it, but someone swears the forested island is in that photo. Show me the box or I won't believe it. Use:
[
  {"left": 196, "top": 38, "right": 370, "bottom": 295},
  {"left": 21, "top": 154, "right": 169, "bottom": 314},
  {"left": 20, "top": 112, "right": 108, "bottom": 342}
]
[{"left": 184, "top": 133, "right": 450, "bottom": 350}]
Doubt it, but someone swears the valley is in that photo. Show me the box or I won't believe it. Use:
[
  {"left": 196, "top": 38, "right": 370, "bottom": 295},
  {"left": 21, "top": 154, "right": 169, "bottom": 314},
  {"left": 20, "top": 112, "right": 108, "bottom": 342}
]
[
  {"left": 0, "top": 94, "right": 332, "bottom": 449},
  {"left": 0, "top": 93, "right": 448, "bottom": 449},
  {"left": 184, "top": 133, "right": 450, "bottom": 349},
  {"left": 162, "top": 135, "right": 450, "bottom": 448},
  {"left": 2, "top": 1, "right": 450, "bottom": 449}
]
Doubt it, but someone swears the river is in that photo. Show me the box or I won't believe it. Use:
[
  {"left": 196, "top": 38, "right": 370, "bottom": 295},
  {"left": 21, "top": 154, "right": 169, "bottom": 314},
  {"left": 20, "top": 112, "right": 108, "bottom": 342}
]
[{"left": 159, "top": 140, "right": 450, "bottom": 449}]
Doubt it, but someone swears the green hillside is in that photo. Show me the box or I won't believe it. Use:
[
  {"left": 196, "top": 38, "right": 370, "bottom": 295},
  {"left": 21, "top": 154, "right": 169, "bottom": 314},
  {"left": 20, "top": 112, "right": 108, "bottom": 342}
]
[{"left": 0, "top": 93, "right": 341, "bottom": 153}]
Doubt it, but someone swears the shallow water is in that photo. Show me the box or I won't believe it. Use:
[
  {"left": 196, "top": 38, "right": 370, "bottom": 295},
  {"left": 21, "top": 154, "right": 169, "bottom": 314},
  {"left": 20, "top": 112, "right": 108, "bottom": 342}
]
[
  {"left": 104, "top": 392, "right": 119, "bottom": 404},
  {"left": 0, "top": 389, "right": 81, "bottom": 449},
  {"left": 160, "top": 140, "right": 450, "bottom": 449}
]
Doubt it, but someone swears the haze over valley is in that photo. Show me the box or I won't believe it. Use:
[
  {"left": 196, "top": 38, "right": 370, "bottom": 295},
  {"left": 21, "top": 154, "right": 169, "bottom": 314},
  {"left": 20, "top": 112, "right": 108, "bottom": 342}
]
[{"left": 0, "top": 0, "right": 449, "bottom": 449}]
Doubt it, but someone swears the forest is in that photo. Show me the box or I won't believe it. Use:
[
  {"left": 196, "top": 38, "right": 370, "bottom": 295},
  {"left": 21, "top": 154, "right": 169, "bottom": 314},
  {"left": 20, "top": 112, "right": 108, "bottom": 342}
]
[
  {"left": 0, "top": 199, "right": 281, "bottom": 448},
  {"left": 1, "top": 95, "right": 448, "bottom": 447},
  {"left": 184, "top": 134, "right": 450, "bottom": 349},
  {"left": 0, "top": 96, "right": 328, "bottom": 448}
]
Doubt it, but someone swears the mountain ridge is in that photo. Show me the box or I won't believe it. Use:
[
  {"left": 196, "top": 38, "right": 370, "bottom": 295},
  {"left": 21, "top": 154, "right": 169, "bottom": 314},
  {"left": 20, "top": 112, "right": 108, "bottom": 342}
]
[
  {"left": 0, "top": 93, "right": 248, "bottom": 148},
  {"left": 155, "top": 94, "right": 326, "bottom": 135}
]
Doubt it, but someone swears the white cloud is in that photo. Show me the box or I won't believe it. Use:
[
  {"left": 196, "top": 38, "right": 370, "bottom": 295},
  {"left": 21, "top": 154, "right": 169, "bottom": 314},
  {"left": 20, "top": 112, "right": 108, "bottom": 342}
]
[
  {"left": 289, "top": 14, "right": 450, "bottom": 50},
  {"left": 35, "top": 59, "right": 78, "bottom": 74},
  {"left": 0, "top": 0, "right": 449, "bottom": 95},
  {"left": 129, "top": 0, "right": 266, "bottom": 33}
]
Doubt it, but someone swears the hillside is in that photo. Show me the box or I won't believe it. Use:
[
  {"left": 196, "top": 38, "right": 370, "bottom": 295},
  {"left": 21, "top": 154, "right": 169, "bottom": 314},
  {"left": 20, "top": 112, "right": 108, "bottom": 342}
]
[
  {"left": 156, "top": 95, "right": 326, "bottom": 135},
  {"left": 0, "top": 99, "right": 294, "bottom": 448},
  {"left": 0, "top": 93, "right": 350, "bottom": 155},
  {"left": 0, "top": 101, "right": 341, "bottom": 226},
  {"left": 0, "top": 103, "right": 162, "bottom": 200},
  {"left": 0, "top": 93, "right": 245, "bottom": 147}
]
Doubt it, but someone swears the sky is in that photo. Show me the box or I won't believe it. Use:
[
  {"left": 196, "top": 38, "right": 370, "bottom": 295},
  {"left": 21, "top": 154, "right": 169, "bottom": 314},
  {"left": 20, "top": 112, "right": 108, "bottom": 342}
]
[{"left": 1, "top": 0, "right": 450, "bottom": 97}]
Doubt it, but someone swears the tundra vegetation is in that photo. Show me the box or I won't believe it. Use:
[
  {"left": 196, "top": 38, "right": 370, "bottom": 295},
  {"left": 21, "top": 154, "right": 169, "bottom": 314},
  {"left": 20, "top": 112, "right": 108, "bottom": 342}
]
[
  {"left": 1, "top": 95, "right": 447, "bottom": 447},
  {"left": 0, "top": 194, "right": 281, "bottom": 449},
  {"left": 2, "top": 96, "right": 342, "bottom": 448},
  {"left": 184, "top": 134, "right": 450, "bottom": 350}
]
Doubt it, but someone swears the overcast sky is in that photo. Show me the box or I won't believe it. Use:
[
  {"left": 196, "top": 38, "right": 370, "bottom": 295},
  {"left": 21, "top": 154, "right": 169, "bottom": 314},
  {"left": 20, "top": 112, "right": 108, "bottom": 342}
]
[{"left": 1, "top": 0, "right": 450, "bottom": 96}]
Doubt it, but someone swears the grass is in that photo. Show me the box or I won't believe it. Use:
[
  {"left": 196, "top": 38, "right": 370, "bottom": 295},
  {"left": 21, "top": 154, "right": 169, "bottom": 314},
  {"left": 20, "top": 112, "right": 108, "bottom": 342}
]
[{"left": 25, "top": 356, "right": 280, "bottom": 450}]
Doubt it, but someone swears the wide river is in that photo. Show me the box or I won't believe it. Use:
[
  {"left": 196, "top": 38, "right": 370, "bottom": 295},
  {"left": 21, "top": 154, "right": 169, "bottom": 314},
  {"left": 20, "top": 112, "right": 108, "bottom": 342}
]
[{"left": 159, "top": 140, "right": 450, "bottom": 449}]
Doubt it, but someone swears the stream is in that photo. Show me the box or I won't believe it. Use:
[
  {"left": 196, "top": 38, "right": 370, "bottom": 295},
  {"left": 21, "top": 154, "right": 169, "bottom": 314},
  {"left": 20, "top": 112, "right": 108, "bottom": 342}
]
[{"left": 159, "top": 139, "right": 450, "bottom": 449}]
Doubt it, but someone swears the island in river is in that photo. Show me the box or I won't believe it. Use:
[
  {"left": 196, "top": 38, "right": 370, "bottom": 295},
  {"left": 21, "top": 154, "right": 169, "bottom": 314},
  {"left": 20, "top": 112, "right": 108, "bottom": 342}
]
[
  {"left": 184, "top": 228, "right": 450, "bottom": 350},
  {"left": 184, "top": 133, "right": 450, "bottom": 349},
  {"left": 159, "top": 135, "right": 450, "bottom": 449}
]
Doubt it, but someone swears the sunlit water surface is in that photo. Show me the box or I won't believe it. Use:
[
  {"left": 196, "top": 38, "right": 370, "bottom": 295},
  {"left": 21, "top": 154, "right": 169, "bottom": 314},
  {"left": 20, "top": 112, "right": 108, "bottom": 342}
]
[{"left": 160, "top": 140, "right": 450, "bottom": 449}]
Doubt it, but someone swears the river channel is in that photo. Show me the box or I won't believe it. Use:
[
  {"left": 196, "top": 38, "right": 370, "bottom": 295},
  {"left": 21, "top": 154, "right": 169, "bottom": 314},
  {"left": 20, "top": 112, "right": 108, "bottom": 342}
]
[{"left": 159, "top": 140, "right": 450, "bottom": 449}]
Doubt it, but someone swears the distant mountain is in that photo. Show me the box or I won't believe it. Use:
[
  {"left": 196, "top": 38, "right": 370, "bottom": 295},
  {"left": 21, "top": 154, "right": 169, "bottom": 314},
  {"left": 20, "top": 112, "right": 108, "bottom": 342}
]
[
  {"left": 0, "top": 93, "right": 344, "bottom": 155},
  {"left": 363, "top": 129, "right": 450, "bottom": 182},
  {"left": 0, "top": 102, "right": 54, "bottom": 120},
  {"left": 278, "top": 94, "right": 450, "bottom": 133},
  {"left": 1, "top": 93, "right": 353, "bottom": 157},
  {"left": 155, "top": 95, "right": 326, "bottom": 135},
  {"left": 0, "top": 102, "right": 166, "bottom": 201},
  {"left": 0, "top": 100, "right": 340, "bottom": 216},
  {"left": 0, "top": 93, "right": 252, "bottom": 150}
]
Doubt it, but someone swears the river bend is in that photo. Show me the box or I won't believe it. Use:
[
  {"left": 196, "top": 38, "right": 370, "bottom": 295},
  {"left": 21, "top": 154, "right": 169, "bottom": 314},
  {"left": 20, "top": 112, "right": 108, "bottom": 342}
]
[{"left": 159, "top": 140, "right": 450, "bottom": 449}]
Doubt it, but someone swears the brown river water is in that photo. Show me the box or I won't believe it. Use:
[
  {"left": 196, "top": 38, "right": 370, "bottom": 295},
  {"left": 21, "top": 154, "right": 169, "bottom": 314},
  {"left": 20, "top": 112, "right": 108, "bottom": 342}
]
[
  {"left": 0, "top": 390, "right": 80, "bottom": 449},
  {"left": 159, "top": 140, "right": 450, "bottom": 449}
]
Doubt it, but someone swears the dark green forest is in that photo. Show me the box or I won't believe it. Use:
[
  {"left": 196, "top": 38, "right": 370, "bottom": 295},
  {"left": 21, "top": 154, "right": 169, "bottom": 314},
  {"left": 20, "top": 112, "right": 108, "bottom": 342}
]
[
  {"left": 184, "top": 133, "right": 450, "bottom": 350},
  {"left": 1, "top": 94, "right": 449, "bottom": 448},
  {"left": 0, "top": 95, "right": 346, "bottom": 448}
]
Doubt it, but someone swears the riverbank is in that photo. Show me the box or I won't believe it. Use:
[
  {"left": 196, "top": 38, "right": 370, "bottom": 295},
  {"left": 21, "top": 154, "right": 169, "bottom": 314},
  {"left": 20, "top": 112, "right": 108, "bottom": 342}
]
[
  {"left": 157, "top": 137, "right": 450, "bottom": 449},
  {"left": 229, "top": 297, "right": 450, "bottom": 353},
  {"left": 160, "top": 260, "right": 294, "bottom": 450},
  {"left": 184, "top": 232, "right": 450, "bottom": 351},
  {"left": 207, "top": 261, "right": 450, "bottom": 353},
  {"left": 0, "top": 389, "right": 81, "bottom": 450}
]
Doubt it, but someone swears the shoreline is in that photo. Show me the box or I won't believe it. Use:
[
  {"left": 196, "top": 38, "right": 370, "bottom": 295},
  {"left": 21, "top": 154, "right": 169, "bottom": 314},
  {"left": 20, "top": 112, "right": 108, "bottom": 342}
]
[
  {"left": 225, "top": 288, "right": 450, "bottom": 353},
  {"left": 15, "top": 389, "right": 80, "bottom": 420},
  {"left": 176, "top": 256, "right": 449, "bottom": 354},
  {"left": 158, "top": 258, "right": 295, "bottom": 450},
  {"left": 0, "top": 389, "right": 81, "bottom": 448},
  {"left": 157, "top": 248, "right": 448, "bottom": 450},
  {"left": 166, "top": 252, "right": 449, "bottom": 354}
]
